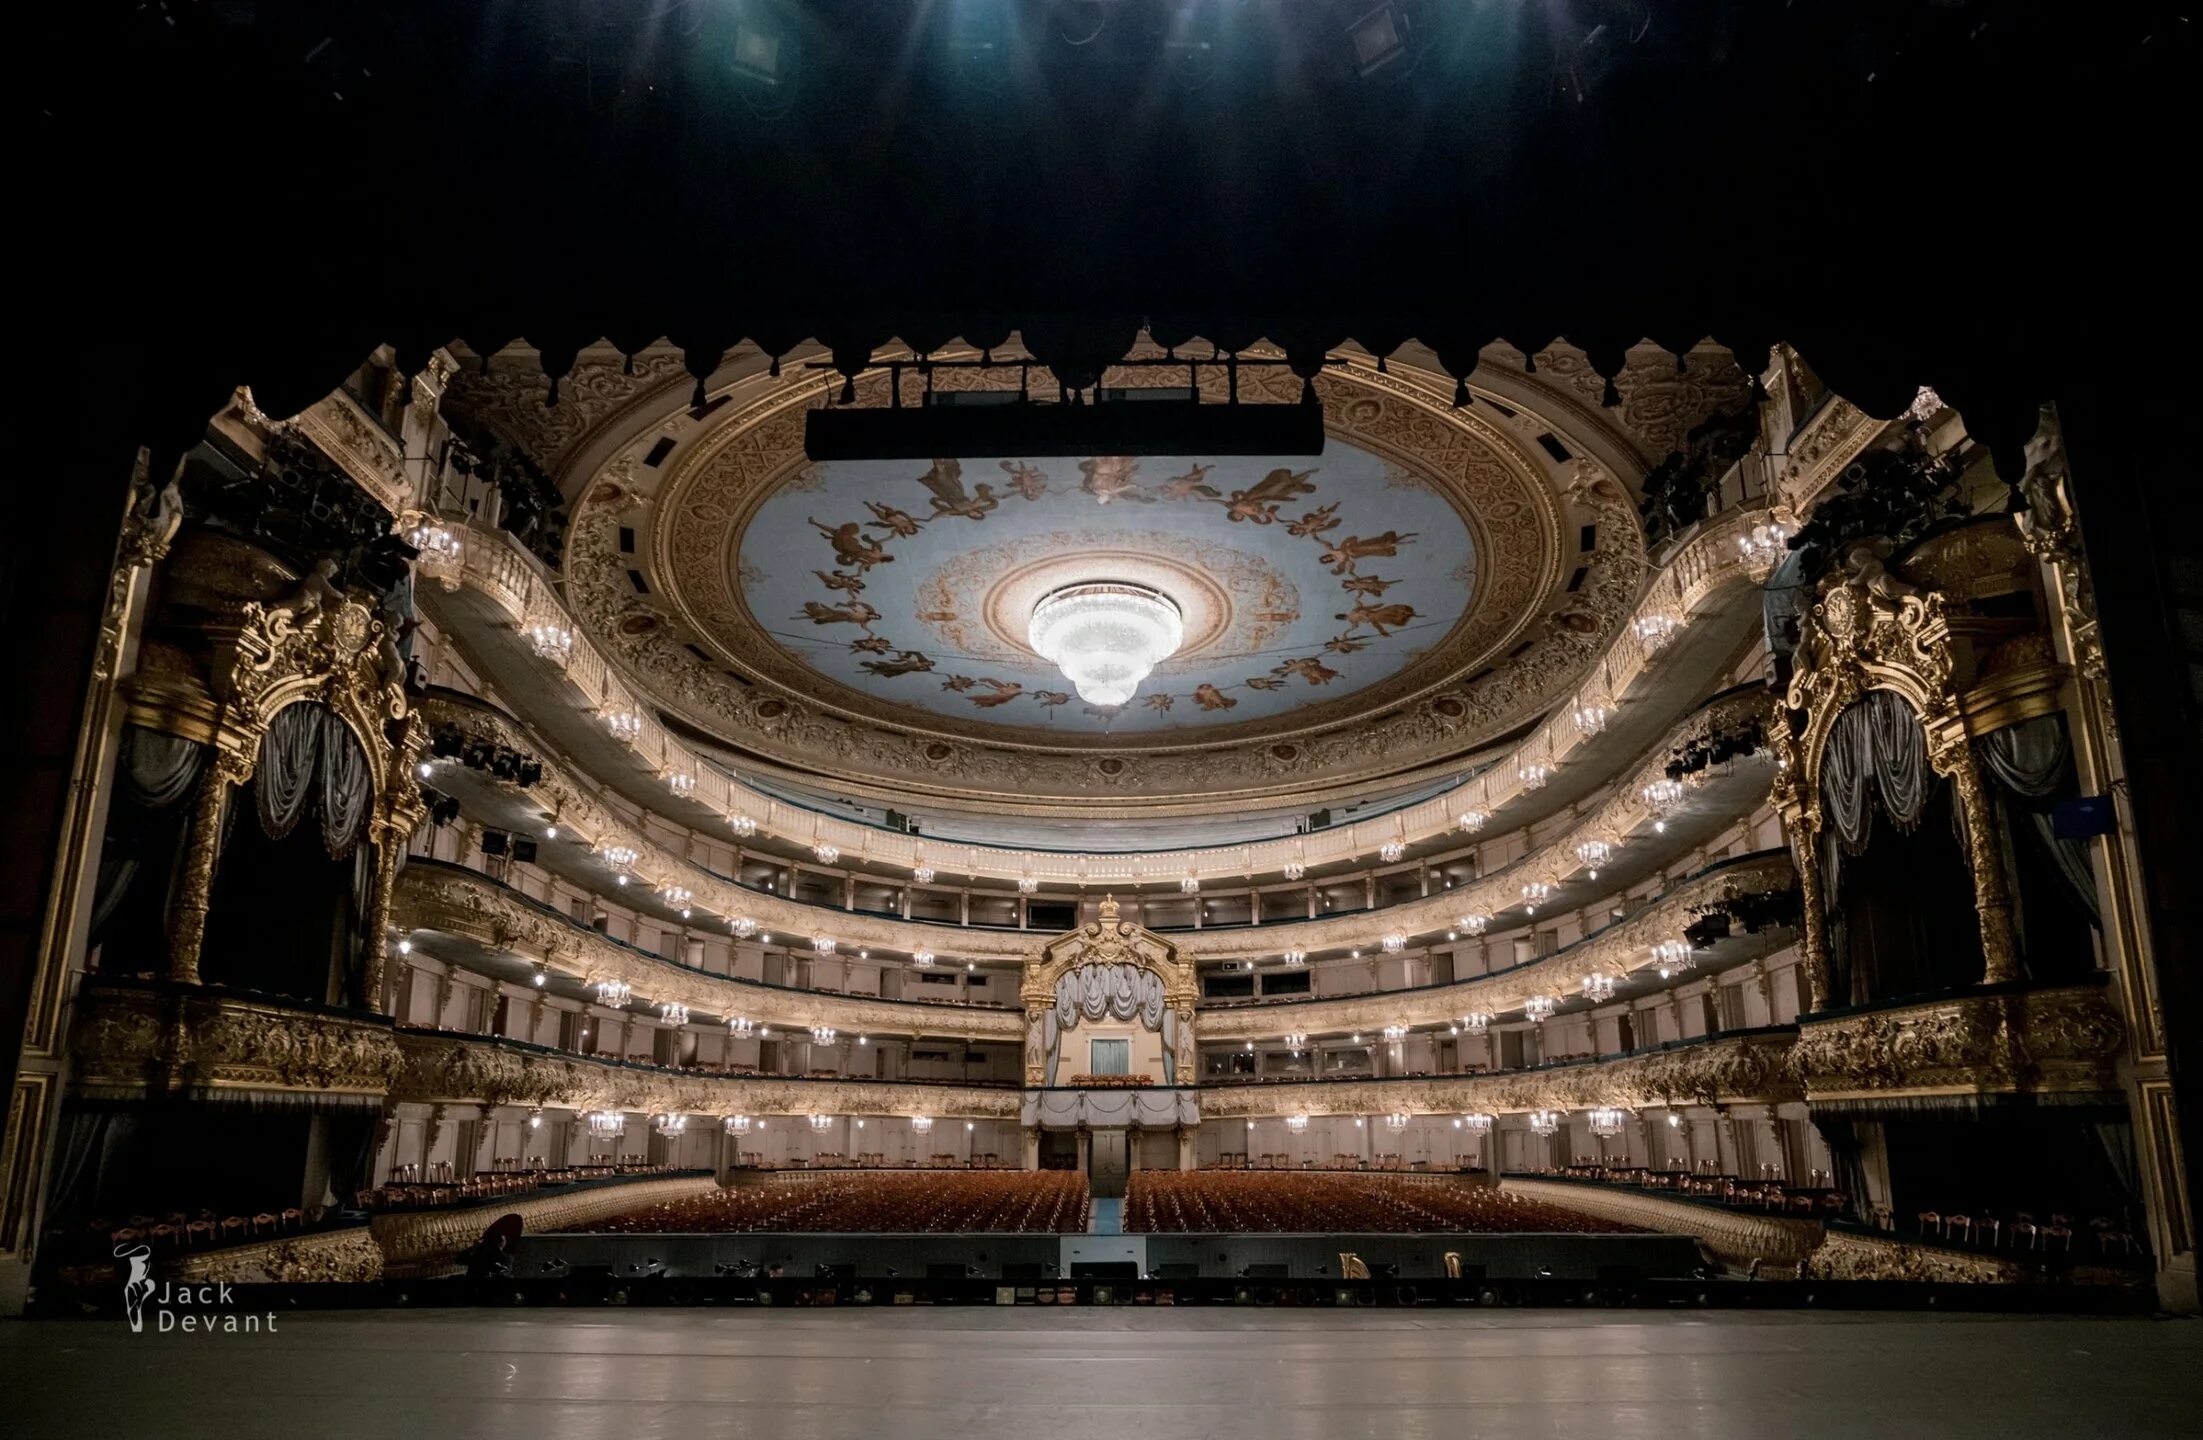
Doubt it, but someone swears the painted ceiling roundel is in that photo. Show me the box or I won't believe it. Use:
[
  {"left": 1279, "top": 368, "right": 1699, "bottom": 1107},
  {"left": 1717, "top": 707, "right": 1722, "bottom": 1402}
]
[{"left": 737, "top": 445, "right": 1476, "bottom": 735}]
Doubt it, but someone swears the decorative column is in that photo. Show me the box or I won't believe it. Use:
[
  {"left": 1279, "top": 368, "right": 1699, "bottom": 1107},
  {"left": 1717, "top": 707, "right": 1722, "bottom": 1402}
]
[
  {"left": 1020, "top": 1126, "right": 1040, "bottom": 1171},
  {"left": 167, "top": 746, "right": 253, "bottom": 984},
  {"left": 1074, "top": 1127, "right": 1091, "bottom": 1174},
  {"left": 1932, "top": 733, "right": 2020, "bottom": 985},
  {"left": 1177, "top": 1124, "right": 1197, "bottom": 1172}
]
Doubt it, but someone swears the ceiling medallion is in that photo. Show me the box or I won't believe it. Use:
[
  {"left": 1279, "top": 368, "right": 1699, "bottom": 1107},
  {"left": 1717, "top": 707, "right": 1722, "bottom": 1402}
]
[{"left": 1027, "top": 581, "right": 1184, "bottom": 708}]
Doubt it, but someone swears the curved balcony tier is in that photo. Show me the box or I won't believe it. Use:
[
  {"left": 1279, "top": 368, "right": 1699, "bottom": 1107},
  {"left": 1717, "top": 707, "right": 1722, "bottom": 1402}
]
[
  {"left": 420, "top": 511, "right": 1780, "bottom": 873},
  {"left": 395, "top": 860, "right": 1023, "bottom": 1041}
]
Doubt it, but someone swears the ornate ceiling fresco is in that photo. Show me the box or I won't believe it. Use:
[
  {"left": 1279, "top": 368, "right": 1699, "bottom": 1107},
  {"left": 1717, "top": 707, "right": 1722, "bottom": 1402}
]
[{"left": 446, "top": 340, "right": 1754, "bottom": 813}]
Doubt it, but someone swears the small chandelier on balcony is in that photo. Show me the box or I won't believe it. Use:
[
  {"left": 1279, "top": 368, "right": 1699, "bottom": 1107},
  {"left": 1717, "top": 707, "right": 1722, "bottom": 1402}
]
[
  {"left": 1460, "top": 1011, "right": 1491, "bottom": 1035},
  {"left": 1282, "top": 858, "right": 1306, "bottom": 881},
  {"left": 1521, "top": 879, "right": 1554, "bottom": 914},
  {"left": 809, "top": 1025, "right": 838, "bottom": 1045},
  {"left": 1572, "top": 696, "right": 1612, "bottom": 738},
  {"left": 724, "top": 1114, "right": 753, "bottom": 1135},
  {"left": 812, "top": 934, "right": 836, "bottom": 955},
  {"left": 1381, "top": 1023, "right": 1409, "bottom": 1042},
  {"left": 912, "top": 861, "right": 935, "bottom": 885},
  {"left": 911, "top": 950, "right": 936, "bottom": 967},
  {"left": 585, "top": 1111, "right": 625, "bottom": 1139},
  {"left": 728, "top": 1016, "right": 754, "bottom": 1037},
  {"left": 603, "top": 708, "right": 644, "bottom": 745},
  {"left": 594, "top": 978, "right": 632, "bottom": 1008},
  {"left": 1581, "top": 973, "right": 1617, "bottom": 1004},
  {"left": 1383, "top": 1112, "right": 1411, "bottom": 1133},
  {"left": 1737, "top": 521, "right": 1793, "bottom": 567},
  {"left": 661, "top": 884, "right": 693, "bottom": 916},
  {"left": 1634, "top": 611, "right": 1681, "bottom": 655},
  {"left": 1574, "top": 838, "right": 1614, "bottom": 879},
  {"left": 658, "top": 1001, "right": 690, "bottom": 1027},
  {"left": 1641, "top": 777, "right": 1685, "bottom": 833},
  {"left": 599, "top": 842, "right": 640, "bottom": 877},
  {"left": 1587, "top": 1106, "right": 1628, "bottom": 1139},
  {"left": 731, "top": 916, "right": 757, "bottom": 939},
  {"left": 1528, "top": 1110, "right": 1562, "bottom": 1138},
  {"left": 813, "top": 841, "right": 840, "bottom": 864},
  {"left": 1650, "top": 939, "right": 1695, "bottom": 979},
  {"left": 1517, "top": 761, "right": 1552, "bottom": 791},
  {"left": 1461, "top": 1112, "right": 1495, "bottom": 1135},
  {"left": 665, "top": 770, "right": 696, "bottom": 799},
  {"left": 1457, "top": 913, "right": 1489, "bottom": 937},
  {"left": 1456, "top": 809, "right": 1488, "bottom": 834},
  {"left": 1180, "top": 873, "right": 1201, "bottom": 894},
  {"left": 1523, "top": 994, "right": 1557, "bottom": 1023},
  {"left": 1379, "top": 839, "right": 1406, "bottom": 863},
  {"left": 727, "top": 811, "right": 757, "bottom": 837},
  {"left": 1285, "top": 1114, "right": 1309, "bottom": 1134},
  {"left": 406, "top": 517, "right": 463, "bottom": 588},
  {"left": 1284, "top": 1031, "right": 1308, "bottom": 1051},
  {"left": 654, "top": 1113, "right": 689, "bottom": 1138},
  {"left": 1017, "top": 875, "right": 1039, "bottom": 895},
  {"left": 525, "top": 620, "right": 573, "bottom": 665},
  {"left": 910, "top": 1115, "right": 934, "bottom": 1135},
  {"left": 808, "top": 1114, "right": 835, "bottom": 1133},
  {"left": 1282, "top": 949, "right": 1307, "bottom": 967},
  {"left": 1380, "top": 932, "right": 1407, "bottom": 955}
]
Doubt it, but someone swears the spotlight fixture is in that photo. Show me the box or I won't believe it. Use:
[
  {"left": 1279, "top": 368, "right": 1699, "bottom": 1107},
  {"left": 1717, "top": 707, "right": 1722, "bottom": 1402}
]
[{"left": 1346, "top": 3, "right": 1411, "bottom": 78}]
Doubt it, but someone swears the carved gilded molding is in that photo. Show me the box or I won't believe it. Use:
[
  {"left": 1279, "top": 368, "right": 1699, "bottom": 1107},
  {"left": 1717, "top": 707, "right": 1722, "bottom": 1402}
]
[
  {"left": 291, "top": 391, "right": 410, "bottom": 517},
  {"left": 1198, "top": 852, "right": 1797, "bottom": 1040},
  {"left": 413, "top": 688, "right": 1780, "bottom": 966},
  {"left": 1778, "top": 398, "right": 1895, "bottom": 514},
  {"left": 1500, "top": 1178, "right": 1824, "bottom": 1268},
  {"left": 395, "top": 862, "right": 1024, "bottom": 1040},
  {"left": 372, "top": 1175, "right": 718, "bottom": 1270},
  {"left": 1803, "top": 1229, "right": 2031, "bottom": 1283},
  {"left": 1021, "top": 897, "right": 1200, "bottom": 1085},
  {"left": 1201, "top": 1030, "right": 1801, "bottom": 1119},
  {"left": 1790, "top": 983, "right": 2125, "bottom": 1103},
  {"left": 71, "top": 981, "right": 407, "bottom": 1100},
  {"left": 390, "top": 1031, "right": 1024, "bottom": 1120},
  {"left": 163, "top": 1225, "right": 386, "bottom": 1285}
]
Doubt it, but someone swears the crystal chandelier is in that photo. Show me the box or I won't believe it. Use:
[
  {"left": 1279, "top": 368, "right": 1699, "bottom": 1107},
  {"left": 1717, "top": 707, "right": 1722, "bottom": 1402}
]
[
  {"left": 1457, "top": 913, "right": 1489, "bottom": 936},
  {"left": 911, "top": 950, "right": 935, "bottom": 966},
  {"left": 1282, "top": 859, "right": 1306, "bottom": 881},
  {"left": 1283, "top": 949, "right": 1306, "bottom": 966},
  {"left": 604, "top": 708, "right": 644, "bottom": 744},
  {"left": 594, "top": 978, "right": 632, "bottom": 1008},
  {"left": 813, "top": 841, "right": 840, "bottom": 864},
  {"left": 1581, "top": 973, "right": 1617, "bottom": 1004},
  {"left": 1650, "top": 939, "right": 1695, "bottom": 979},
  {"left": 1285, "top": 1114, "right": 1309, "bottom": 1134},
  {"left": 728, "top": 1016, "right": 754, "bottom": 1036},
  {"left": 654, "top": 1113, "right": 689, "bottom": 1138},
  {"left": 1574, "top": 839, "right": 1613, "bottom": 879},
  {"left": 912, "top": 862, "right": 935, "bottom": 885},
  {"left": 1381, "top": 1023, "right": 1409, "bottom": 1042},
  {"left": 1384, "top": 1112, "right": 1411, "bottom": 1132},
  {"left": 585, "top": 1111, "right": 625, "bottom": 1139},
  {"left": 1028, "top": 581, "right": 1184, "bottom": 707},
  {"left": 600, "top": 843, "right": 639, "bottom": 877},
  {"left": 1381, "top": 932, "right": 1406, "bottom": 954},
  {"left": 661, "top": 884, "right": 693, "bottom": 916},
  {"left": 1180, "top": 873, "right": 1200, "bottom": 894},
  {"left": 1634, "top": 612, "right": 1681, "bottom": 654},
  {"left": 731, "top": 916, "right": 757, "bottom": 938},
  {"left": 406, "top": 518, "right": 463, "bottom": 588},
  {"left": 1528, "top": 1110, "right": 1563, "bottom": 1137},
  {"left": 910, "top": 1115, "right": 934, "bottom": 1135},
  {"left": 812, "top": 934, "right": 836, "bottom": 955},
  {"left": 1641, "top": 777, "right": 1684, "bottom": 833},
  {"left": 665, "top": 770, "right": 696, "bottom": 798},
  {"left": 1460, "top": 1011, "right": 1491, "bottom": 1034},
  {"left": 724, "top": 1114, "right": 753, "bottom": 1135},
  {"left": 1517, "top": 761, "right": 1551, "bottom": 791},
  {"left": 1284, "top": 1031, "right": 1308, "bottom": 1050},
  {"left": 809, "top": 1025, "right": 838, "bottom": 1045},
  {"left": 1737, "top": 521, "right": 1792, "bottom": 566},
  {"left": 659, "top": 1001, "right": 690, "bottom": 1027},
  {"left": 525, "top": 621, "right": 573, "bottom": 665},
  {"left": 1572, "top": 697, "right": 1611, "bottom": 737},
  {"left": 1461, "top": 1112, "right": 1494, "bottom": 1135},
  {"left": 1379, "top": 839, "right": 1405, "bottom": 863},
  {"left": 808, "top": 1114, "right": 835, "bottom": 1133},
  {"left": 1457, "top": 809, "right": 1488, "bottom": 834},
  {"left": 728, "top": 812, "right": 757, "bottom": 837},
  {"left": 1587, "top": 1106, "right": 1628, "bottom": 1138},
  {"left": 1521, "top": 879, "right": 1553, "bottom": 913},
  {"left": 1523, "top": 994, "right": 1556, "bottom": 1022},
  {"left": 1017, "top": 875, "right": 1039, "bottom": 895}
]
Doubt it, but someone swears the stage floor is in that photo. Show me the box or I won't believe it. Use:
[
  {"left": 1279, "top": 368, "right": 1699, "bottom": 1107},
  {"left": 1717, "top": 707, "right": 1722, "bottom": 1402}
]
[{"left": 5, "top": 1308, "right": 2198, "bottom": 1438}]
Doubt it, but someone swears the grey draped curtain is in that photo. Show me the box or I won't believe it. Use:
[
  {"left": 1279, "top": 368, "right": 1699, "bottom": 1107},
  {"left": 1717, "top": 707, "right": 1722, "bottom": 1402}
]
[
  {"left": 254, "top": 703, "right": 374, "bottom": 858},
  {"left": 1980, "top": 714, "right": 2099, "bottom": 926},
  {"left": 121, "top": 726, "right": 204, "bottom": 809},
  {"left": 1821, "top": 689, "right": 1933, "bottom": 854}
]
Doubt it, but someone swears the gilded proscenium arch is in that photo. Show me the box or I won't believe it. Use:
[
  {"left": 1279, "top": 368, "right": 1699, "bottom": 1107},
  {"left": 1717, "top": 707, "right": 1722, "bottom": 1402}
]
[
  {"left": 1771, "top": 568, "right": 2016, "bottom": 1011},
  {"left": 412, "top": 685, "right": 1778, "bottom": 967},
  {"left": 395, "top": 861, "right": 1025, "bottom": 1044},
  {"left": 1019, "top": 896, "right": 1200, "bottom": 1086},
  {"left": 1196, "top": 850, "right": 1796, "bottom": 1043}
]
